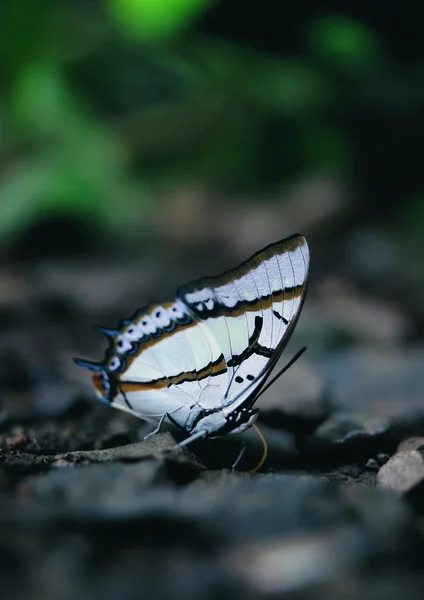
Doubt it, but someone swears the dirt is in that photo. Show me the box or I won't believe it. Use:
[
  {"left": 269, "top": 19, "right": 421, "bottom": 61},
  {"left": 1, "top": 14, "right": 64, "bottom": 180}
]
[{"left": 1, "top": 248, "right": 424, "bottom": 600}]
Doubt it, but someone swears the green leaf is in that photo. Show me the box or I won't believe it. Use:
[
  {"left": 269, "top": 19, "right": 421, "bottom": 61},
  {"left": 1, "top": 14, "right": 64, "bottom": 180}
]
[
  {"left": 308, "top": 15, "right": 383, "bottom": 70},
  {"left": 108, "top": 0, "right": 214, "bottom": 43},
  {"left": 10, "top": 62, "right": 79, "bottom": 136}
]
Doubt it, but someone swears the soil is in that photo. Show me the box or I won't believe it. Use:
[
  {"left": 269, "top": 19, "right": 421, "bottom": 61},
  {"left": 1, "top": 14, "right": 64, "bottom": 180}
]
[{"left": 1, "top": 242, "right": 424, "bottom": 600}]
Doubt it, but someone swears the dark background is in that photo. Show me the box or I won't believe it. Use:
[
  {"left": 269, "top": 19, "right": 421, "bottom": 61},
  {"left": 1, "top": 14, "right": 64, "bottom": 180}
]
[{"left": 1, "top": 2, "right": 424, "bottom": 599}]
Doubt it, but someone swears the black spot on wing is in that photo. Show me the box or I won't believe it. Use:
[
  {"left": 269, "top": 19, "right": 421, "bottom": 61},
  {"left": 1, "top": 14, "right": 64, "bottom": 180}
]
[{"left": 273, "top": 309, "right": 288, "bottom": 325}]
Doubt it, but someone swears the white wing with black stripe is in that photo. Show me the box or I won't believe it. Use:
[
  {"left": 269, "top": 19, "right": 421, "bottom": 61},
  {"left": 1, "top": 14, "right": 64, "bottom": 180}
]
[
  {"left": 75, "top": 233, "right": 309, "bottom": 439},
  {"left": 176, "top": 234, "right": 309, "bottom": 419}
]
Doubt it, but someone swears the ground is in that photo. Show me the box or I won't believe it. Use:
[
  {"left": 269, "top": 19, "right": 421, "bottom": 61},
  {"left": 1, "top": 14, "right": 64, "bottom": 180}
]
[{"left": 1, "top": 238, "right": 424, "bottom": 600}]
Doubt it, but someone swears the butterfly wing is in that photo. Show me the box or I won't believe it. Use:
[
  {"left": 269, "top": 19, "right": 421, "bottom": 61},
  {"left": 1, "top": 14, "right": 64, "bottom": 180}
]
[
  {"left": 75, "top": 234, "right": 309, "bottom": 437},
  {"left": 176, "top": 234, "right": 310, "bottom": 418},
  {"left": 76, "top": 299, "right": 230, "bottom": 429}
]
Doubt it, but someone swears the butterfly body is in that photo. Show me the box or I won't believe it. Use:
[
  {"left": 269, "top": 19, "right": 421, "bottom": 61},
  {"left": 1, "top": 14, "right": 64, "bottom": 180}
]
[{"left": 75, "top": 234, "right": 310, "bottom": 443}]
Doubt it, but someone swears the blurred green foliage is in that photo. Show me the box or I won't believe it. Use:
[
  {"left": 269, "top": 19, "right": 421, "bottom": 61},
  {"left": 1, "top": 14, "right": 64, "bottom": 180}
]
[
  {"left": 308, "top": 16, "right": 382, "bottom": 70},
  {"left": 109, "top": 0, "right": 216, "bottom": 42},
  {"left": 0, "top": 1, "right": 422, "bottom": 246}
]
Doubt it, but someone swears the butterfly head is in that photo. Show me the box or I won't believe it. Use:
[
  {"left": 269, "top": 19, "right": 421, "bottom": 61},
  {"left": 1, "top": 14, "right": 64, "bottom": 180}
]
[{"left": 224, "top": 407, "right": 259, "bottom": 435}]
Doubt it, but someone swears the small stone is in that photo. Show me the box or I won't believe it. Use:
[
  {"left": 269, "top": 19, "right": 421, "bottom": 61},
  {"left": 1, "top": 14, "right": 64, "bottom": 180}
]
[
  {"left": 376, "top": 453, "right": 391, "bottom": 465},
  {"left": 397, "top": 437, "right": 424, "bottom": 453},
  {"left": 298, "top": 347, "right": 424, "bottom": 461},
  {"left": 377, "top": 451, "right": 424, "bottom": 493},
  {"left": 1, "top": 432, "right": 29, "bottom": 451},
  {"left": 366, "top": 458, "right": 380, "bottom": 471},
  {"left": 297, "top": 412, "right": 391, "bottom": 462}
]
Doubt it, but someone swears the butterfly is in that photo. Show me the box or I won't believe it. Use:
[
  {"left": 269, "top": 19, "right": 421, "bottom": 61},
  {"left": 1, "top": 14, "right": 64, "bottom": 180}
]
[{"left": 75, "top": 233, "right": 310, "bottom": 447}]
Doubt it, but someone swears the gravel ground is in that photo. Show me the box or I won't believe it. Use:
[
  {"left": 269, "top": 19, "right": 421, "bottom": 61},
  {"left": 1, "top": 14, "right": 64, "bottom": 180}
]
[{"left": 1, "top": 253, "right": 424, "bottom": 600}]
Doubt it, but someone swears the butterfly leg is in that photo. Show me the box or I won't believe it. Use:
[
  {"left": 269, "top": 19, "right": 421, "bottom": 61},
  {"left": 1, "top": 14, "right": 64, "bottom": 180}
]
[
  {"left": 177, "top": 430, "right": 207, "bottom": 448},
  {"left": 232, "top": 443, "right": 247, "bottom": 471},
  {"left": 143, "top": 413, "right": 167, "bottom": 441}
]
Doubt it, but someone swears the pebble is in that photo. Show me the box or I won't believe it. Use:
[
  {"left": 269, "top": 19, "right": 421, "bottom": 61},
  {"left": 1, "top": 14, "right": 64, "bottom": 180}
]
[{"left": 377, "top": 451, "right": 424, "bottom": 493}]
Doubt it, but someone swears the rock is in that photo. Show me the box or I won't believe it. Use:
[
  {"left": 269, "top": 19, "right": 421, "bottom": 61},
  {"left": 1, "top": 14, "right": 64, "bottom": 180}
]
[
  {"left": 376, "top": 453, "right": 391, "bottom": 465},
  {"left": 1, "top": 432, "right": 29, "bottom": 451},
  {"left": 19, "top": 433, "right": 204, "bottom": 509},
  {"left": 51, "top": 432, "right": 183, "bottom": 466},
  {"left": 230, "top": 526, "right": 365, "bottom": 595},
  {"left": 319, "top": 348, "right": 424, "bottom": 426},
  {"left": 325, "top": 463, "right": 376, "bottom": 487},
  {"left": 298, "top": 348, "right": 424, "bottom": 462},
  {"left": 397, "top": 437, "right": 424, "bottom": 452},
  {"left": 377, "top": 451, "right": 424, "bottom": 494},
  {"left": 0, "top": 451, "right": 55, "bottom": 482},
  {"left": 366, "top": 458, "right": 380, "bottom": 471},
  {"left": 258, "top": 358, "right": 330, "bottom": 434},
  {"left": 296, "top": 412, "right": 392, "bottom": 463}
]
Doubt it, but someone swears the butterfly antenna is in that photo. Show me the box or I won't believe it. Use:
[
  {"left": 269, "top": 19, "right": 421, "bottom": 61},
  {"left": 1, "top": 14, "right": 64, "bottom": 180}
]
[
  {"left": 254, "top": 346, "right": 307, "bottom": 402},
  {"left": 249, "top": 424, "right": 269, "bottom": 473}
]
